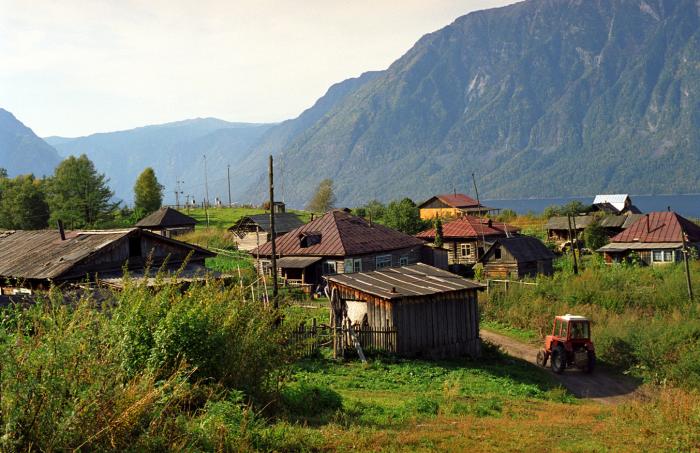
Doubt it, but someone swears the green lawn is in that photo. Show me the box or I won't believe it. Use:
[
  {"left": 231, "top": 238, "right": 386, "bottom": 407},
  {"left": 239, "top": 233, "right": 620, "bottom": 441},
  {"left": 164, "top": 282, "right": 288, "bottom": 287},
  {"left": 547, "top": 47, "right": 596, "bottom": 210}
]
[{"left": 181, "top": 206, "right": 313, "bottom": 229}]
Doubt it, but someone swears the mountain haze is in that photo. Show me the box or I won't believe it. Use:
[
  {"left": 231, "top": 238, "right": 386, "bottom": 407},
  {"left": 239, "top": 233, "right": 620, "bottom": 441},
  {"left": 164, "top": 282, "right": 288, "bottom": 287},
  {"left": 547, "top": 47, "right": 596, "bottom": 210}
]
[
  {"left": 242, "top": 0, "right": 700, "bottom": 207},
  {"left": 0, "top": 109, "right": 61, "bottom": 177}
]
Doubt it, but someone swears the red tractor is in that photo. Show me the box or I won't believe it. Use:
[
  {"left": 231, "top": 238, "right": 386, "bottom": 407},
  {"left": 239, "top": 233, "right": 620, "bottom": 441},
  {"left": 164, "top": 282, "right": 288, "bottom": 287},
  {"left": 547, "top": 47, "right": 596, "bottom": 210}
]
[{"left": 536, "top": 315, "right": 595, "bottom": 374}]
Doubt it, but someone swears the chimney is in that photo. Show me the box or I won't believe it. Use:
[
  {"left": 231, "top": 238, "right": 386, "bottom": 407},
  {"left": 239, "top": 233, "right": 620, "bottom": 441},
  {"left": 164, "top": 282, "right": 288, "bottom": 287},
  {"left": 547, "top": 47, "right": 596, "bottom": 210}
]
[{"left": 57, "top": 220, "right": 65, "bottom": 241}]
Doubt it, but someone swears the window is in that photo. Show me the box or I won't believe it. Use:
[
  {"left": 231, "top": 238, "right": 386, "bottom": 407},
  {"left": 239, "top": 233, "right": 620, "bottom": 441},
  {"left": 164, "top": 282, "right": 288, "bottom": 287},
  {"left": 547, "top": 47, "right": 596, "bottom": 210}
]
[
  {"left": 375, "top": 255, "right": 392, "bottom": 269},
  {"left": 399, "top": 256, "right": 409, "bottom": 266},
  {"left": 652, "top": 250, "right": 675, "bottom": 262},
  {"left": 460, "top": 243, "right": 471, "bottom": 257},
  {"left": 322, "top": 261, "right": 337, "bottom": 275},
  {"left": 129, "top": 237, "right": 142, "bottom": 258},
  {"left": 299, "top": 232, "right": 322, "bottom": 248},
  {"left": 344, "top": 258, "right": 362, "bottom": 273},
  {"left": 494, "top": 247, "right": 502, "bottom": 260}
]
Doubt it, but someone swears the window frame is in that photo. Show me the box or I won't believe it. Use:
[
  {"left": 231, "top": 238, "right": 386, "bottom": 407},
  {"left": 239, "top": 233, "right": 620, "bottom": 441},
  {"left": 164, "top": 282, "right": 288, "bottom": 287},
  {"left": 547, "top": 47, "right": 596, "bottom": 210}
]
[
  {"left": 460, "top": 243, "right": 471, "bottom": 258},
  {"left": 375, "top": 254, "right": 392, "bottom": 269},
  {"left": 323, "top": 260, "right": 337, "bottom": 275},
  {"left": 399, "top": 256, "right": 409, "bottom": 266}
]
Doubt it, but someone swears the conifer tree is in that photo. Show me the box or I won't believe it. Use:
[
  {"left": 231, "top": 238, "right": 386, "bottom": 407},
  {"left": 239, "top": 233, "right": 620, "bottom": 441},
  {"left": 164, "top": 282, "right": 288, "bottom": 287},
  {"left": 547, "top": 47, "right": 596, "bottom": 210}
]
[{"left": 134, "top": 167, "right": 164, "bottom": 215}]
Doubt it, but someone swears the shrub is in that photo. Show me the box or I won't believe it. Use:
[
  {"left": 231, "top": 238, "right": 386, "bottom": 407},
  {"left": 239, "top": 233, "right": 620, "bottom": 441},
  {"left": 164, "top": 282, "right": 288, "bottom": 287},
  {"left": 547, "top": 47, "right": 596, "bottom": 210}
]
[{"left": 280, "top": 382, "right": 343, "bottom": 418}]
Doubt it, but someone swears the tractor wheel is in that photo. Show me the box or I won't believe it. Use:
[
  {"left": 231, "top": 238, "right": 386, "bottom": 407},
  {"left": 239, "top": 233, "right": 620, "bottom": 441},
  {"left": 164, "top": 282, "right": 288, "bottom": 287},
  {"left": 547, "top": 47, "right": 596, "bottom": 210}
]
[
  {"left": 551, "top": 345, "right": 567, "bottom": 374},
  {"left": 536, "top": 349, "right": 548, "bottom": 367},
  {"left": 584, "top": 351, "right": 596, "bottom": 374}
]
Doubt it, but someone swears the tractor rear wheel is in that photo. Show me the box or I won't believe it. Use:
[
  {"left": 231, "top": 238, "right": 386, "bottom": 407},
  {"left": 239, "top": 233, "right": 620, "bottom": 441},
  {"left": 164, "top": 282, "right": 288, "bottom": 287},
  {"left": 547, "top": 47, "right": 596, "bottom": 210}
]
[
  {"left": 584, "top": 351, "right": 596, "bottom": 374},
  {"left": 536, "top": 349, "right": 548, "bottom": 367},
  {"left": 551, "top": 345, "right": 566, "bottom": 374}
]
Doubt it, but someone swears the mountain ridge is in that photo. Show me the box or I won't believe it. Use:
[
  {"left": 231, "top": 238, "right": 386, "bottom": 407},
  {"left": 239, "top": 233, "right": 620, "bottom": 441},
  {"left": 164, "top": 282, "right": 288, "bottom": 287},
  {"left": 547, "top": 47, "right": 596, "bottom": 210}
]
[{"left": 0, "top": 108, "right": 62, "bottom": 178}]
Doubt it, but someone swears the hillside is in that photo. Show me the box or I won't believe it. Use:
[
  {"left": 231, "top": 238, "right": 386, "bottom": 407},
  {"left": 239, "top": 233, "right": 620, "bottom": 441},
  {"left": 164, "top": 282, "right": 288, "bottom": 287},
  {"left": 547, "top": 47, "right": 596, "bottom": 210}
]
[
  {"left": 47, "top": 119, "right": 274, "bottom": 203},
  {"left": 0, "top": 108, "right": 61, "bottom": 177},
  {"left": 242, "top": 0, "right": 700, "bottom": 207}
]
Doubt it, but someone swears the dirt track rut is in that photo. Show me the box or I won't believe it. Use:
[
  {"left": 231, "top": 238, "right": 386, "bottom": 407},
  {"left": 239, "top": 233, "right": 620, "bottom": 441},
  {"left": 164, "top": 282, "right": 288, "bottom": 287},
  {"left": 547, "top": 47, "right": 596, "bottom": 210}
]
[{"left": 480, "top": 329, "right": 641, "bottom": 405}]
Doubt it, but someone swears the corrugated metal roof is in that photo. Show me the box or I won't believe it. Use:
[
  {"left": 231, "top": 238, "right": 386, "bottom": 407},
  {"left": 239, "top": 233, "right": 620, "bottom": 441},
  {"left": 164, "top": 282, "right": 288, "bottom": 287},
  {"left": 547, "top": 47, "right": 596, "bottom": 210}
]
[
  {"left": 326, "top": 263, "right": 484, "bottom": 300},
  {"left": 545, "top": 215, "right": 596, "bottom": 230},
  {"left": 135, "top": 207, "right": 196, "bottom": 228},
  {"left": 0, "top": 228, "right": 213, "bottom": 280},
  {"left": 598, "top": 242, "right": 683, "bottom": 252},
  {"left": 593, "top": 194, "right": 630, "bottom": 212},
  {"left": 418, "top": 193, "right": 495, "bottom": 209},
  {"left": 609, "top": 212, "right": 700, "bottom": 243},
  {"left": 482, "top": 236, "right": 555, "bottom": 263},
  {"left": 228, "top": 212, "right": 304, "bottom": 234},
  {"left": 252, "top": 210, "right": 425, "bottom": 257},
  {"left": 416, "top": 216, "right": 519, "bottom": 240}
]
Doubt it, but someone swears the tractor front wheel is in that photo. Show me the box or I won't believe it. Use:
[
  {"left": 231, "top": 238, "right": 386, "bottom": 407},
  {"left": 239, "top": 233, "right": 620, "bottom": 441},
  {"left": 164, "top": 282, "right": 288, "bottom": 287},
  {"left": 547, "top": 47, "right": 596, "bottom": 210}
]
[
  {"left": 551, "top": 346, "right": 566, "bottom": 374},
  {"left": 536, "top": 349, "right": 548, "bottom": 367},
  {"left": 584, "top": 351, "right": 596, "bottom": 374}
]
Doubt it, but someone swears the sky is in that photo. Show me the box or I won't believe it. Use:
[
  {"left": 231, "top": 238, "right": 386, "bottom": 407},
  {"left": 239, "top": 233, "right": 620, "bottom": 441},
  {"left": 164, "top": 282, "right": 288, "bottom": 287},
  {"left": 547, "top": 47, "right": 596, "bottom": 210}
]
[{"left": 0, "top": 0, "right": 516, "bottom": 137}]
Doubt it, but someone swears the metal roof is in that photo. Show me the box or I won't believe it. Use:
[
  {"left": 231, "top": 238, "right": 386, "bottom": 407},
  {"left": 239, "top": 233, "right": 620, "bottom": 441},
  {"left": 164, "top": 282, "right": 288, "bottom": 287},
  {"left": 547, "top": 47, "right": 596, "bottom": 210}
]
[
  {"left": 135, "top": 207, "right": 196, "bottom": 228},
  {"left": 609, "top": 212, "right": 700, "bottom": 243},
  {"left": 417, "top": 216, "right": 519, "bottom": 240},
  {"left": 326, "top": 263, "right": 484, "bottom": 300},
  {"left": 597, "top": 242, "right": 684, "bottom": 252},
  {"left": 276, "top": 256, "right": 322, "bottom": 268},
  {"left": 558, "top": 314, "right": 589, "bottom": 321},
  {"left": 418, "top": 193, "right": 494, "bottom": 210},
  {"left": 545, "top": 215, "right": 596, "bottom": 230},
  {"left": 228, "top": 212, "right": 305, "bottom": 234},
  {"left": 252, "top": 210, "right": 425, "bottom": 257},
  {"left": 592, "top": 194, "right": 630, "bottom": 212},
  {"left": 0, "top": 228, "right": 213, "bottom": 281}
]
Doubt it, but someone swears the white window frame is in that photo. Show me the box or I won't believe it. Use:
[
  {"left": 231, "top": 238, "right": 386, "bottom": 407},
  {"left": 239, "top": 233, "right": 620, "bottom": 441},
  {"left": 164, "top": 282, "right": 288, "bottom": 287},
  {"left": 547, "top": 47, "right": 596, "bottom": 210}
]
[
  {"left": 375, "top": 255, "right": 392, "bottom": 269},
  {"left": 323, "top": 260, "right": 337, "bottom": 275},
  {"left": 460, "top": 243, "right": 471, "bottom": 257},
  {"left": 354, "top": 258, "right": 362, "bottom": 272},
  {"left": 651, "top": 250, "right": 675, "bottom": 263},
  {"left": 343, "top": 258, "right": 363, "bottom": 273},
  {"left": 399, "top": 256, "right": 409, "bottom": 266}
]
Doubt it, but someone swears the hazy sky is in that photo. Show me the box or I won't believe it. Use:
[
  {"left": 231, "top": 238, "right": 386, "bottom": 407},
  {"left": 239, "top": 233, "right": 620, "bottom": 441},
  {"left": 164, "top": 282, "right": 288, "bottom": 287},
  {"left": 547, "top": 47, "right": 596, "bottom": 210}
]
[{"left": 0, "top": 0, "right": 516, "bottom": 137}]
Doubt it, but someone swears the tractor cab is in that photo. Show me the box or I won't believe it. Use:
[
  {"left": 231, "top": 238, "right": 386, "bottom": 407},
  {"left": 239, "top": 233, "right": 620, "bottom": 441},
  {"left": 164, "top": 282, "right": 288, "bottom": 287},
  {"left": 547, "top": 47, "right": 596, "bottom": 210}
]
[{"left": 538, "top": 314, "right": 595, "bottom": 374}]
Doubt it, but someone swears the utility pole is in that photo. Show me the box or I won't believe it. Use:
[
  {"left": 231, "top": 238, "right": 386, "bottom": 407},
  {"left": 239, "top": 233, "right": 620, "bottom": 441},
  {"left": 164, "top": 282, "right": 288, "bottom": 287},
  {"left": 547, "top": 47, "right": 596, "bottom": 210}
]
[
  {"left": 269, "top": 155, "right": 279, "bottom": 307},
  {"left": 203, "top": 154, "right": 210, "bottom": 228},
  {"left": 227, "top": 164, "right": 232, "bottom": 207},
  {"left": 174, "top": 179, "right": 183, "bottom": 209},
  {"left": 567, "top": 214, "right": 579, "bottom": 275},
  {"left": 472, "top": 173, "right": 487, "bottom": 260},
  {"left": 682, "top": 231, "right": 694, "bottom": 301},
  {"left": 185, "top": 194, "right": 191, "bottom": 213}
]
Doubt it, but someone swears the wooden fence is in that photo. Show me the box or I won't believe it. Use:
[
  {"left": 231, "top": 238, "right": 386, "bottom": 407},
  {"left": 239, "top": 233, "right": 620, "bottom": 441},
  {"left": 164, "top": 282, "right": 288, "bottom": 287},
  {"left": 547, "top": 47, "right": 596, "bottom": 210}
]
[{"left": 290, "top": 321, "right": 397, "bottom": 357}]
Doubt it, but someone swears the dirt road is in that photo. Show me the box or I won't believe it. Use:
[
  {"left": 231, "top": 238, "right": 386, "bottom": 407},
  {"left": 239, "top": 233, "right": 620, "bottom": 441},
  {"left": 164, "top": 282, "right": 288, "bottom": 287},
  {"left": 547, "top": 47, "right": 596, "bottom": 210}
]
[{"left": 480, "top": 329, "right": 642, "bottom": 405}]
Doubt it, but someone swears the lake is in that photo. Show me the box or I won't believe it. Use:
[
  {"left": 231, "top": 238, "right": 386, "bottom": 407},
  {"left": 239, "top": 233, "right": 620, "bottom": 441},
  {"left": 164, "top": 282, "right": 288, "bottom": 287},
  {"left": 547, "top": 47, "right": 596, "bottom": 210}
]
[{"left": 482, "top": 194, "right": 700, "bottom": 218}]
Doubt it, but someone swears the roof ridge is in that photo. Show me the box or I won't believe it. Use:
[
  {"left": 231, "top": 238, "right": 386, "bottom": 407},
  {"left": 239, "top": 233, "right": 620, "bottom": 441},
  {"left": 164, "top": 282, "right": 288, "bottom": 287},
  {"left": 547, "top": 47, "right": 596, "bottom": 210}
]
[{"left": 330, "top": 210, "right": 349, "bottom": 256}]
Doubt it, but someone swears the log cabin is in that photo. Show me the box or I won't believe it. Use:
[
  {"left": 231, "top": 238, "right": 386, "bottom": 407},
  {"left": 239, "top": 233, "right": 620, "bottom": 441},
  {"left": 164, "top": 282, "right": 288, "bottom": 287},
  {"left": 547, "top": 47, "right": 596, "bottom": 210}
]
[{"left": 479, "top": 236, "right": 555, "bottom": 279}]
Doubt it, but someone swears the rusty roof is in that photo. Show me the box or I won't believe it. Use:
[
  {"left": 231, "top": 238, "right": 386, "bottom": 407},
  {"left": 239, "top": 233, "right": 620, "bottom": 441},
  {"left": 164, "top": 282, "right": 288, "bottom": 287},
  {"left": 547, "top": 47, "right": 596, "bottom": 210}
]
[
  {"left": 416, "top": 216, "right": 519, "bottom": 240},
  {"left": 609, "top": 212, "right": 700, "bottom": 243},
  {"left": 326, "top": 263, "right": 484, "bottom": 300},
  {"left": 252, "top": 210, "right": 425, "bottom": 257},
  {"left": 0, "top": 228, "right": 213, "bottom": 281},
  {"left": 418, "top": 193, "right": 491, "bottom": 209},
  {"left": 135, "top": 207, "right": 196, "bottom": 228}
]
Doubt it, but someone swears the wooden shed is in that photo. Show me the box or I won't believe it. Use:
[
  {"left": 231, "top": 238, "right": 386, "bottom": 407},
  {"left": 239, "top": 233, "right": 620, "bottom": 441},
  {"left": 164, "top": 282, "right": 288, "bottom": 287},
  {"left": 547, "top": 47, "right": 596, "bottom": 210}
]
[
  {"left": 135, "top": 207, "right": 196, "bottom": 238},
  {"left": 326, "top": 263, "right": 484, "bottom": 358},
  {"left": 479, "top": 236, "right": 555, "bottom": 279}
]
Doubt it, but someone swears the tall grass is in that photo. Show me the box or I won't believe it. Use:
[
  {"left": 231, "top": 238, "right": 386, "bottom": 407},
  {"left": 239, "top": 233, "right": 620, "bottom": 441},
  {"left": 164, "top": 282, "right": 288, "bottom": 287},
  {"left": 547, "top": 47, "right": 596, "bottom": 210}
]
[
  {"left": 481, "top": 258, "right": 700, "bottom": 387},
  {"left": 0, "top": 280, "right": 299, "bottom": 451}
]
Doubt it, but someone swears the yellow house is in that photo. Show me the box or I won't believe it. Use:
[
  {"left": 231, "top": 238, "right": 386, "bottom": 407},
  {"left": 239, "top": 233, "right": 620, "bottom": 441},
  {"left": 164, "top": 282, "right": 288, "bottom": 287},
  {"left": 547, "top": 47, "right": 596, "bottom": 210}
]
[{"left": 417, "top": 193, "right": 498, "bottom": 220}]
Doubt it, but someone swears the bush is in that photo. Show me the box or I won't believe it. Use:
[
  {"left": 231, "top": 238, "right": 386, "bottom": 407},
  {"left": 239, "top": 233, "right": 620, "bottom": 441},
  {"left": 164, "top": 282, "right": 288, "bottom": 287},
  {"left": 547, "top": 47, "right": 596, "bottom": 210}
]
[{"left": 280, "top": 382, "right": 343, "bottom": 418}]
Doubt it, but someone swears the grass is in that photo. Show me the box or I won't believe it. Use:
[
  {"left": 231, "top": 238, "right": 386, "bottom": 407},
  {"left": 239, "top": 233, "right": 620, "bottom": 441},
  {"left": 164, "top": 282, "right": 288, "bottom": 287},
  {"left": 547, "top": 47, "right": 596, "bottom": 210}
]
[
  {"left": 480, "top": 320, "right": 539, "bottom": 344},
  {"left": 181, "top": 206, "right": 313, "bottom": 230}
]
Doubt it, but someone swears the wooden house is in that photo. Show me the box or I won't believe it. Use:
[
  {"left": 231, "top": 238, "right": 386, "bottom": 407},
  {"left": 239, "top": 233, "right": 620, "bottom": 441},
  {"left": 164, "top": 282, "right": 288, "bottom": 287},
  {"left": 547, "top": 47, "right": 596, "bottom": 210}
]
[
  {"left": 250, "top": 210, "right": 426, "bottom": 290},
  {"left": 229, "top": 212, "right": 305, "bottom": 251},
  {"left": 0, "top": 228, "right": 214, "bottom": 294},
  {"left": 479, "top": 236, "right": 555, "bottom": 279},
  {"left": 597, "top": 212, "right": 700, "bottom": 266},
  {"left": 417, "top": 193, "right": 499, "bottom": 220},
  {"left": 416, "top": 216, "right": 519, "bottom": 274},
  {"left": 135, "top": 207, "right": 196, "bottom": 238},
  {"left": 591, "top": 194, "right": 641, "bottom": 215},
  {"left": 545, "top": 215, "right": 595, "bottom": 247},
  {"left": 326, "top": 263, "right": 484, "bottom": 358}
]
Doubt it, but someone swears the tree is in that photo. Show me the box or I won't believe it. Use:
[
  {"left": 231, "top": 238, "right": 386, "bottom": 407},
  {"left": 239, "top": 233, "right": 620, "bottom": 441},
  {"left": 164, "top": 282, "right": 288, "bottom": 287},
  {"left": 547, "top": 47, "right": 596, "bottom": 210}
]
[
  {"left": 584, "top": 221, "right": 608, "bottom": 252},
  {"left": 47, "top": 155, "right": 117, "bottom": 229},
  {"left": 134, "top": 167, "right": 164, "bottom": 215},
  {"left": 383, "top": 198, "right": 425, "bottom": 235},
  {"left": 306, "top": 179, "right": 336, "bottom": 212},
  {"left": 433, "top": 217, "right": 444, "bottom": 248},
  {"left": 0, "top": 175, "right": 50, "bottom": 229}
]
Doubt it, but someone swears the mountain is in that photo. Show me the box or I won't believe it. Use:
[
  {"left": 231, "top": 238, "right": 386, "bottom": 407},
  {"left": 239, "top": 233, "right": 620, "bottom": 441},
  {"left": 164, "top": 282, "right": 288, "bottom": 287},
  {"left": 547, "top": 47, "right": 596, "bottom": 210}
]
[
  {"left": 241, "top": 0, "right": 700, "bottom": 207},
  {"left": 47, "top": 119, "right": 275, "bottom": 203},
  {"left": 0, "top": 109, "right": 61, "bottom": 177}
]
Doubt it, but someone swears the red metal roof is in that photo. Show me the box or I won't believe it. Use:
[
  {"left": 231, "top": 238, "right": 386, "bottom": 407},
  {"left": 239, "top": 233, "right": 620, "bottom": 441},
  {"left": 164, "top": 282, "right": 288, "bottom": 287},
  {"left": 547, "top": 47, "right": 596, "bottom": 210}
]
[
  {"left": 252, "top": 210, "right": 425, "bottom": 257},
  {"left": 416, "top": 216, "right": 519, "bottom": 239},
  {"left": 609, "top": 212, "right": 700, "bottom": 243}
]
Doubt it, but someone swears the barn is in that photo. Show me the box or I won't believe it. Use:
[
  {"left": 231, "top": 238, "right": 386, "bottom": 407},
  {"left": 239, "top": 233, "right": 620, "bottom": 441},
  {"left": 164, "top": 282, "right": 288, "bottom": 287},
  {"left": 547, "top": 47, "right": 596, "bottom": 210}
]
[
  {"left": 479, "top": 236, "right": 555, "bottom": 279},
  {"left": 326, "top": 263, "right": 483, "bottom": 358}
]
